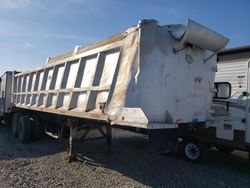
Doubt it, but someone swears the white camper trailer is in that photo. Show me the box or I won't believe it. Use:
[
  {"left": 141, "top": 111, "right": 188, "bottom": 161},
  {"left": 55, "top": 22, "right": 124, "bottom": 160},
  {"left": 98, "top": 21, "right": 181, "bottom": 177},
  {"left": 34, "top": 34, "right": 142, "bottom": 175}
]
[
  {"left": 0, "top": 19, "right": 228, "bottom": 161},
  {"left": 180, "top": 45, "right": 250, "bottom": 162}
]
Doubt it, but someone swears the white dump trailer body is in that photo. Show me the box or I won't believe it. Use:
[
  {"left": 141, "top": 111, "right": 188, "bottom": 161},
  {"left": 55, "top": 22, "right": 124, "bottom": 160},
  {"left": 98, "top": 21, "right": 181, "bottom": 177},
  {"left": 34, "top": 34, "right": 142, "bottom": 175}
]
[
  {"left": 10, "top": 19, "right": 228, "bottom": 130},
  {"left": 0, "top": 19, "right": 229, "bottom": 157}
]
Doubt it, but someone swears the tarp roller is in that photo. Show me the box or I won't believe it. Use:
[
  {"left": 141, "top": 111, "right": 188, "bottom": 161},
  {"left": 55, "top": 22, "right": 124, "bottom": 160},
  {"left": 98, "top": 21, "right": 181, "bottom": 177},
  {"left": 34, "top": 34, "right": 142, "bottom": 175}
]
[{"left": 170, "top": 19, "right": 229, "bottom": 52}]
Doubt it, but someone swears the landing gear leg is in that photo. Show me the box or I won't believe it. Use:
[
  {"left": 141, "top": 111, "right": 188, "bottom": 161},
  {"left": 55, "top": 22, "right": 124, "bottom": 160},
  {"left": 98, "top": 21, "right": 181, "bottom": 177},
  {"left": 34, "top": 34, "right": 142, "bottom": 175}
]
[
  {"left": 106, "top": 125, "right": 112, "bottom": 154},
  {"left": 67, "top": 120, "right": 113, "bottom": 162},
  {"left": 68, "top": 119, "right": 78, "bottom": 163}
]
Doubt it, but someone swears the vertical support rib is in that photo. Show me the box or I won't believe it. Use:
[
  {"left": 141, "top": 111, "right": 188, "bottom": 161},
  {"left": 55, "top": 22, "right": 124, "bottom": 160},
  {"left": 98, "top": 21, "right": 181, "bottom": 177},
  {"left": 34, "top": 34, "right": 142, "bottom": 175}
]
[
  {"left": 44, "top": 66, "right": 55, "bottom": 107},
  {"left": 105, "top": 48, "right": 122, "bottom": 107},
  {"left": 55, "top": 62, "right": 68, "bottom": 108},
  {"left": 25, "top": 73, "right": 31, "bottom": 105},
  {"left": 19, "top": 75, "right": 23, "bottom": 104},
  {"left": 83, "top": 52, "right": 105, "bottom": 111},
  {"left": 66, "top": 58, "right": 82, "bottom": 110},
  {"left": 37, "top": 68, "right": 49, "bottom": 107},
  {"left": 35, "top": 70, "right": 44, "bottom": 106},
  {"left": 30, "top": 71, "right": 37, "bottom": 106},
  {"left": 20, "top": 75, "right": 24, "bottom": 103}
]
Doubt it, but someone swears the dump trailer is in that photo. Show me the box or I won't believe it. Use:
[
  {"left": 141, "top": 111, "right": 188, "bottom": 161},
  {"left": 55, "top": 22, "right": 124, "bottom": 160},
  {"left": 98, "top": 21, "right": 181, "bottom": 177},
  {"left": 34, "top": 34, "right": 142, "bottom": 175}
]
[{"left": 0, "top": 19, "right": 228, "bottom": 161}]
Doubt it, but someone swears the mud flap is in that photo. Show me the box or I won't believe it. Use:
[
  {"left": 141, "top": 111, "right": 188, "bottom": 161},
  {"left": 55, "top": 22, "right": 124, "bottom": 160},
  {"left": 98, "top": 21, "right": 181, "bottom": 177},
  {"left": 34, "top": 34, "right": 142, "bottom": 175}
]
[{"left": 148, "top": 128, "right": 178, "bottom": 153}]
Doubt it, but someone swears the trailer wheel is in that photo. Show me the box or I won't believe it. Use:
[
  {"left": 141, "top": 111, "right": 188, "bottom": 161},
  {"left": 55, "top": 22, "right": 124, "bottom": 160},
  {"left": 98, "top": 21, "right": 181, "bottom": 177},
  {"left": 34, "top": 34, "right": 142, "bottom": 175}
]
[
  {"left": 183, "top": 139, "right": 205, "bottom": 162},
  {"left": 12, "top": 113, "right": 22, "bottom": 137},
  {"left": 216, "top": 146, "right": 234, "bottom": 154},
  {"left": 18, "top": 116, "right": 32, "bottom": 143}
]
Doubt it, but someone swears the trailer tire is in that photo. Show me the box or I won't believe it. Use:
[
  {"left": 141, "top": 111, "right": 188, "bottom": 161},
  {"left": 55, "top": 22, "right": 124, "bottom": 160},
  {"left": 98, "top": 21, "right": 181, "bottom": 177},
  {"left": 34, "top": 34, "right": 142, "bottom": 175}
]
[
  {"left": 216, "top": 146, "right": 234, "bottom": 154},
  {"left": 183, "top": 138, "right": 206, "bottom": 163},
  {"left": 18, "top": 116, "right": 32, "bottom": 143},
  {"left": 12, "top": 113, "right": 22, "bottom": 137}
]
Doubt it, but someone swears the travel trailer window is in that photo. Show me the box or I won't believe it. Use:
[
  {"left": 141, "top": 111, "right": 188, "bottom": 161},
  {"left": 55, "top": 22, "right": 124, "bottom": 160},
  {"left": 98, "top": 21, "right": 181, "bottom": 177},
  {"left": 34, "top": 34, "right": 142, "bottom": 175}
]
[{"left": 214, "top": 82, "right": 231, "bottom": 99}]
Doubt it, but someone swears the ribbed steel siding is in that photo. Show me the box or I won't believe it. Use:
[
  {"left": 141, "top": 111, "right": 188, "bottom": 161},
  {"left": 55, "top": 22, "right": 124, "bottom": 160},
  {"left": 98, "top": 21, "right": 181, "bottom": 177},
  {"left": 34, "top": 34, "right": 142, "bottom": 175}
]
[
  {"left": 215, "top": 60, "right": 248, "bottom": 98},
  {"left": 12, "top": 48, "right": 121, "bottom": 118}
]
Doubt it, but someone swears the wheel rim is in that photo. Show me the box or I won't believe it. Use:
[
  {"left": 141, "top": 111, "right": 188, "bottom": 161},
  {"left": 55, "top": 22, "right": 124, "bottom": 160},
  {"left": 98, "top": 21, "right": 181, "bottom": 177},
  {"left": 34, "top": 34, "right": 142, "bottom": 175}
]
[{"left": 185, "top": 143, "right": 200, "bottom": 160}]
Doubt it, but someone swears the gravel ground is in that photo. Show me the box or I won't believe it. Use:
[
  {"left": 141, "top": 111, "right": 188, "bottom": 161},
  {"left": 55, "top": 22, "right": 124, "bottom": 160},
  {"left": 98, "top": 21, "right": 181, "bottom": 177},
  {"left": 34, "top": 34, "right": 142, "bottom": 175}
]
[{"left": 0, "top": 124, "right": 250, "bottom": 188}]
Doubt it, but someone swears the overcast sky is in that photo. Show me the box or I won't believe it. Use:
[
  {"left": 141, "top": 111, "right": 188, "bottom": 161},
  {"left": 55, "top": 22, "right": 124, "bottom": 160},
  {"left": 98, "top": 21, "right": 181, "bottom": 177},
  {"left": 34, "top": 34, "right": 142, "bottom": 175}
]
[{"left": 0, "top": 0, "right": 249, "bottom": 75}]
